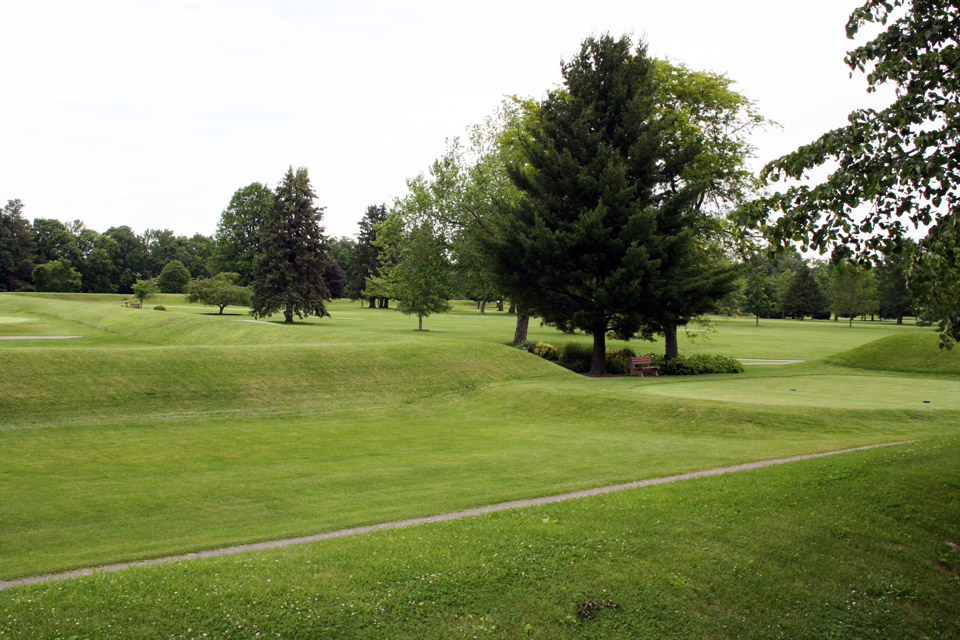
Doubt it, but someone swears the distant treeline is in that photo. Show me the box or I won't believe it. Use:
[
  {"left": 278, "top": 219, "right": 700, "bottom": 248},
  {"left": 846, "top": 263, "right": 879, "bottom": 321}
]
[
  {"left": 0, "top": 197, "right": 353, "bottom": 298},
  {"left": 0, "top": 194, "right": 913, "bottom": 325}
]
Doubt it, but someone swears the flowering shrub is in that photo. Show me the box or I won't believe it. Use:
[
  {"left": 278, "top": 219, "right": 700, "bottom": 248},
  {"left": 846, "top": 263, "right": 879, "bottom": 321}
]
[{"left": 533, "top": 342, "right": 559, "bottom": 361}]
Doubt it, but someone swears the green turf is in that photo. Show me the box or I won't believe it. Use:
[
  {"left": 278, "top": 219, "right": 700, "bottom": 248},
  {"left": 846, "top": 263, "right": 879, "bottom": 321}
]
[
  {"left": 1, "top": 437, "right": 957, "bottom": 639},
  {"left": 828, "top": 331, "right": 960, "bottom": 375},
  {"left": 1, "top": 292, "right": 927, "bottom": 358},
  {"left": 0, "top": 292, "right": 956, "bottom": 638},
  {"left": 640, "top": 373, "right": 959, "bottom": 409}
]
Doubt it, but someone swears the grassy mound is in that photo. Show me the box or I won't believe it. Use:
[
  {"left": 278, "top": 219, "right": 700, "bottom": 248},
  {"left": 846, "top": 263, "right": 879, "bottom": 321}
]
[
  {"left": 0, "top": 340, "right": 568, "bottom": 427},
  {"left": 828, "top": 332, "right": 960, "bottom": 375}
]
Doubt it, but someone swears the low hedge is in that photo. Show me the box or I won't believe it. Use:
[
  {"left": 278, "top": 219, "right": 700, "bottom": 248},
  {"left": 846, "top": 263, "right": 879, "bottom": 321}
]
[
  {"left": 640, "top": 353, "right": 744, "bottom": 375},
  {"left": 518, "top": 339, "right": 742, "bottom": 375}
]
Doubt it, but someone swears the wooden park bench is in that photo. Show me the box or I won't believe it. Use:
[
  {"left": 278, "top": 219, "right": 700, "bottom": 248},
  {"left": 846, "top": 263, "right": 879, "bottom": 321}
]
[
  {"left": 129, "top": 302, "right": 141, "bottom": 309},
  {"left": 628, "top": 356, "right": 659, "bottom": 377}
]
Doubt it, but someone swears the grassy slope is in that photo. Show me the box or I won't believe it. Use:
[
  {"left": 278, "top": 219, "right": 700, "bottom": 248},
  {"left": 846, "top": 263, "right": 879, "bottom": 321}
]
[
  {"left": 0, "top": 296, "right": 955, "bottom": 580},
  {"left": 827, "top": 331, "right": 960, "bottom": 375},
  {"left": 0, "top": 293, "right": 956, "bottom": 610},
  {"left": 1, "top": 437, "right": 957, "bottom": 639}
]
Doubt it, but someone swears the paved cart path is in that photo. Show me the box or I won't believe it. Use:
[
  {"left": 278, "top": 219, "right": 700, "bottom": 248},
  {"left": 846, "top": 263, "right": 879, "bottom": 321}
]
[
  {"left": 0, "top": 335, "right": 82, "bottom": 340},
  {"left": 0, "top": 440, "right": 914, "bottom": 591}
]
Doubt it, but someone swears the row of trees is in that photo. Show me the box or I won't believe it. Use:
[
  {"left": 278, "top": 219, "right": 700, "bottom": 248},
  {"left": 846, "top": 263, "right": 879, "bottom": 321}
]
[
  {"left": 736, "top": 249, "right": 912, "bottom": 326},
  {"left": 5, "top": 1, "right": 954, "bottom": 366},
  {"left": 0, "top": 199, "right": 215, "bottom": 294}
]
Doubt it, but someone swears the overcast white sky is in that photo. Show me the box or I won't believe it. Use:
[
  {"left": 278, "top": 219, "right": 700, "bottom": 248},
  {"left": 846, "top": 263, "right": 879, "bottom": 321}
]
[{"left": 1, "top": 0, "right": 892, "bottom": 240}]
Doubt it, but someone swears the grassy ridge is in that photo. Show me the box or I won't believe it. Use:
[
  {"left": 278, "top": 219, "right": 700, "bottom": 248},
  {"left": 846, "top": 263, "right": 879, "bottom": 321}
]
[
  {"left": 828, "top": 332, "right": 960, "bottom": 375},
  {"left": 2, "top": 437, "right": 957, "bottom": 639},
  {"left": 0, "top": 340, "right": 566, "bottom": 427}
]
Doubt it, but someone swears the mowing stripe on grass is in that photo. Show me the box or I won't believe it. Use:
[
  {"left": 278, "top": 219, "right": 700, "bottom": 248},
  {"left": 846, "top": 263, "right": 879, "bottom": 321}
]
[{"left": 0, "top": 440, "right": 913, "bottom": 591}]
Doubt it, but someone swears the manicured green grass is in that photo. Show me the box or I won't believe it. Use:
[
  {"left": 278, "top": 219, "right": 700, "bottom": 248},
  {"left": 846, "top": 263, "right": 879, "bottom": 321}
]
[
  {"left": 2, "top": 437, "right": 957, "bottom": 639},
  {"left": 641, "top": 372, "right": 960, "bottom": 410},
  {"left": 828, "top": 331, "right": 960, "bottom": 375},
  {"left": 0, "top": 292, "right": 956, "bottom": 638},
  {"left": 4, "top": 377, "right": 951, "bottom": 579},
  {"left": 2, "top": 293, "right": 927, "bottom": 358}
]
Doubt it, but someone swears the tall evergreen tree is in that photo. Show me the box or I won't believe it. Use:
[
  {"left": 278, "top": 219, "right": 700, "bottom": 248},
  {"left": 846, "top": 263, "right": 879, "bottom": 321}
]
[
  {"left": 875, "top": 243, "right": 912, "bottom": 324},
  {"left": 347, "top": 204, "right": 388, "bottom": 306},
  {"left": 0, "top": 199, "right": 35, "bottom": 291},
  {"left": 485, "top": 35, "right": 731, "bottom": 374},
  {"left": 781, "top": 265, "right": 828, "bottom": 319},
  {"left": 251, "top": 167, "right": 330, "bottom": 323}
]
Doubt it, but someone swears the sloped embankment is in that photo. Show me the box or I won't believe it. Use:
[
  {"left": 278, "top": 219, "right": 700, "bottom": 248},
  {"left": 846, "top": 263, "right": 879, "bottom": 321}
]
[
  {"left": 827, "top": 332, "right": 960, "bottom": 376},
  {"left": 0, "top": 340, "right": 570, "bottom": 428}
]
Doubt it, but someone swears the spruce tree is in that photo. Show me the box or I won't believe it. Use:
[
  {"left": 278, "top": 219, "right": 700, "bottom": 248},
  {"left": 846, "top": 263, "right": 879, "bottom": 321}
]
[
  {"left": 0, "top": 199, "right": 36, "bottom": 291},
  {"left": 347, "top": 204, "right": 387, "bottom": 306},
  {"left": 251, "top": 167, "right": 330, "bottom": 323},
  {"left": 486, "top": 35, "right": 722, "bottom": 374}
]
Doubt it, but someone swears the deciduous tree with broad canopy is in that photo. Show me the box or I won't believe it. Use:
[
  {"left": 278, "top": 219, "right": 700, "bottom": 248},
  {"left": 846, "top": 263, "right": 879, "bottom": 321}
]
[
  {"left": 185, "top": 272, "right": 251, "bottom": 314},
  {"left": 213, "top": 182, "right": 272, "bottom": 286},
  {"left": 748, "top": 0, "right": 960, "bottom": 346},
  {"left": 251, "top": 167, "right": 330, "bottom": 324}
]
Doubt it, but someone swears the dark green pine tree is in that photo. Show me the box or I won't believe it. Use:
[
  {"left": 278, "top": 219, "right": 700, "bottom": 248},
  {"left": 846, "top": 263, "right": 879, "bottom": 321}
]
[
  {"left": 0, "top": 199, "right": 36, "bottom": 291},
  {"left": 485, "top": 35, "right": 713, "bottom": 375},
  {"left": 346, "top": 204, "right": 387, "bottom": 306},
  {"left": 251, "top": 166, "right": 330, "bottom": 323},
  {"left": 781, "top": 265, "right": 828, "bottom": 320}
]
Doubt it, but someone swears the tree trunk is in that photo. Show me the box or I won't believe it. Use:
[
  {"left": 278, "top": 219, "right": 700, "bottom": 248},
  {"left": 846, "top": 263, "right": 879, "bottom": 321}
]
[
  {"left": 284, "top": 309, "right": 294, "bottom": 324},
  {"left": 479, "top": 296, "right": 487, "bottom": 314},
  {"left": 513, "top": 306, "right": 529, "bottom": 344},
  {"left": 496, "top": 300, "right": 504, "bottom": 311},
  {"left": 833, "top": 313, "right": 839, "bottom": 321},
  {"left": 368, "top": 297, "right": 376, "bottom": 309},
  {"left": 848, "top": 315, "right": 853, "bottom": 327},
  {"left": 590, "top": 332, "right": 606, "bottom": 376},
  {"left": 755, "top": 314, "right": 759, "bottom": 327},
  {"left": 383, "top": 298, "right": 389, "bottom": 309},
  {"left": 418, "top": 315, "right": 423, "bottom": 331},
  {"left": 508, "top": 301, "right": 516, "bottom": 314},
  {"left": 896, "top": 314, "right": 903, "bottom": 325},
  {"left": 664, "top": 324, "right": 679, "bottom": 360},
  {"left": 219, "top": 305, "right": 226, "bottom": 315}
]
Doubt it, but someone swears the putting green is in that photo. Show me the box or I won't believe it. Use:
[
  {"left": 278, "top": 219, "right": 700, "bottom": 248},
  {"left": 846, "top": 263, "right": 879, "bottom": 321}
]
[{"left": 641, "top": 374, "right": 960, "bottom": 410}]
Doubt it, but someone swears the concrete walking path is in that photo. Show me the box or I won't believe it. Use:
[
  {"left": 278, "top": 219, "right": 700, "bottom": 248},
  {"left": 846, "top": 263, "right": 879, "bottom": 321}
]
[
  {"left": 0, "top": 335, "right": 82, "bottom": 340},
  {"left": 0, "top": 440, "right": 913, "bottom": 591},
  {"left": 736, "top": 358, "right": 806, "bottom": 365}
]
